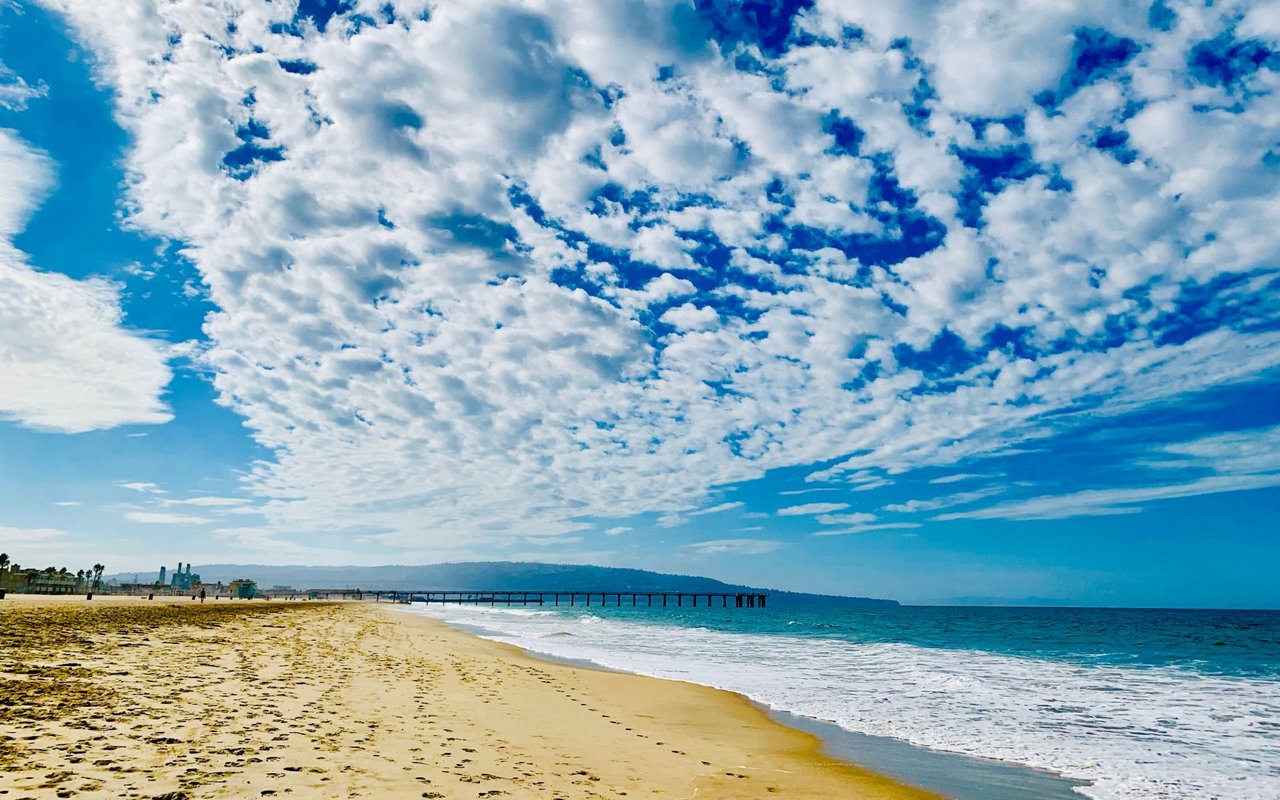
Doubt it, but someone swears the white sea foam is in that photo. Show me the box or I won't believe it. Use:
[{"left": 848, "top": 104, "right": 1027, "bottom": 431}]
[{"left": 404, "top": 604, "right": 1280, "bottom": 800}]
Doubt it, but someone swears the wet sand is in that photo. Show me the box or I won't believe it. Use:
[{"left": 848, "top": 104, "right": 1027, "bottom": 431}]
[{"left": 0, "top": 597, "right": 937, "bottom": 799}]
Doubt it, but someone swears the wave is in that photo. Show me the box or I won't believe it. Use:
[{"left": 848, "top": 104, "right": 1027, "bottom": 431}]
[{"left": 406, "top": 604, "right": 1280, "bottom": 800}]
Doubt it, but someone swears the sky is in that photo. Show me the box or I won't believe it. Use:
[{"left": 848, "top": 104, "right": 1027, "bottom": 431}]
[{"left": 0, "top": 0, "right": 1277, "bottom": 607}]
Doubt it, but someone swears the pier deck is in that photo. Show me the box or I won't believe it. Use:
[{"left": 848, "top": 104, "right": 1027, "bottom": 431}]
[{"left": 302, "top": 589, "right": 768, "bottom": 608}]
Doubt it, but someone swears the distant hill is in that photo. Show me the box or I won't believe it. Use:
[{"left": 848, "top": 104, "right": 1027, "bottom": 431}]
[{"left": 111, "top": 561, "right": 898, "bottom": 607}]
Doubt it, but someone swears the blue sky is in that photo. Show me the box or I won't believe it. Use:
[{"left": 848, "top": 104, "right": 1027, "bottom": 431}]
[{"left": 1, "top": 0, "right": 1278, "bottom": 607}]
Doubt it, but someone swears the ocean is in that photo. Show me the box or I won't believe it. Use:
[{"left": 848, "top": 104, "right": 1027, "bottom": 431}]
[{"left": 402, "top": 600, "right": 1280, "bottom": 800}]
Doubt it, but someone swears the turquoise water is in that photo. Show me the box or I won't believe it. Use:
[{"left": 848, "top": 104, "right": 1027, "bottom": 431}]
[
  {"left": 410, "top": 600, "right": 1280, "bottom": 799},
  {"left": 539, "top": 601, "right": 1280, "bottom": 678}
]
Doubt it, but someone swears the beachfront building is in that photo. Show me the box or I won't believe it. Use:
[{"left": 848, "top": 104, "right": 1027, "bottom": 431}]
[
  {"left": 228, "top": 579, "right": 259, "bottom": 599},
  {"left": 1, "top": 565, "right": 78, "bottom": 594}
]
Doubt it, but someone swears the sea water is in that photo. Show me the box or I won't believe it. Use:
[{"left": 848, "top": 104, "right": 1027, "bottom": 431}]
[{"left": 403, "top": 600, "right": 1280, "bottom": 800}]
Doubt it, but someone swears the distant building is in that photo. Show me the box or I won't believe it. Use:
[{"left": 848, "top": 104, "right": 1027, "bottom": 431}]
[
  {"left": 162, "top": 562, "right": 202, "bottom": 591},
  {"left": 228, "top": 579, "right": 258, "bottom": 599}
]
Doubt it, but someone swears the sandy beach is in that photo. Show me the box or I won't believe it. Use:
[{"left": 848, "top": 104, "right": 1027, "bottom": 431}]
[{"left": 0, "top": 597, "right": 936, "bottom": 799}]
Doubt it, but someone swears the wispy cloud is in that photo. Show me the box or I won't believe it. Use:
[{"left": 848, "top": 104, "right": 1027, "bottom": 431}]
[
  {"left": 690, "top": 501, "right": 744, "bottom": 516},
  {"left": 124, "top": 511, "right": 212, "bottom": 526},
  {"left": 657, "top": 500, "right": 744, "bottom": 528},
  {"left": 882, "top": 487, "right": 1006, "bottom": 514},
  {"left": 815, "top": 512, "right": 877, "bottom": 526},
  {"left": 935, "top": 474, "right": 1280, "bottom": 522},
  {"left": 163, "top": 496, "right": 249, "bottom": 508},
  {"left": 937, "top": 427, "right": 1280, "bottom": 522},
  {"left": 521, "top": 535, "right": 584, "bottom": 546},
  {"left": 929, "top": 473, "right": 992, "bottom": 485},
  {"left": 777, "top": 502, "right": 849, "bottom": 516},
  {"left": 812, "top": 523, "right": 922, "bottom": 537},
  {"left": 603, "top": 526, "right": 632, "bottom": 536},
  {"left": 686, "top": 538, "right": 784, "bottom": 556},
  {"left": 0, "top": 524, "right": 68, "bottom": 543},
  {"left": 0, "top": 58, "right": 47, "bottom": 111},
  {"left": 54, "top": 501, "right": 81, "bottom": 507}
]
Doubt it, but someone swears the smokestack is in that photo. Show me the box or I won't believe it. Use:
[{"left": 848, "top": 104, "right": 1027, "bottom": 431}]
[{"left": 159, "top": 566, "right": 166, "bottom": 584}]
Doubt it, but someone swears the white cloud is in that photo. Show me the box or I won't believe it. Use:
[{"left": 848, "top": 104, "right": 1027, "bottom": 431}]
[
  {"left": 812, "top": 522, "right": 922, "bottom": 537},
  {"left": 53, "top": 501, "right": 81, "bottom": 507},
  {"left": 603, "top": 526, "right": 631, "bottom": 536},
  {"left": 689, "top": 501, "right": 744, "bottom": 516},
  {"left": 777, "top": 502, "right": 850, "bottom": 516},
  {"left": 0, "top": 524, "right": 68, "bottom": 544},
  {"left": 0, "top": 58, "right": 46, "bottom": 111},
  {"left": 0, "top": 129, "right": 173, "bottom": 434},
  {"left": 660, "top": 303, "right": 720, "bottom": 331},
  {"left": 118, "top": 482, "right": 165, "bottom": 494},
  {"left": 686, "top": 538, "right": 784, "bottom": 556},
  {"left": 34, "top": 0, "right": 1280, "bottom": 551},
  {"left": 124, "top": 511, "right": 212, "bottom": 525}
]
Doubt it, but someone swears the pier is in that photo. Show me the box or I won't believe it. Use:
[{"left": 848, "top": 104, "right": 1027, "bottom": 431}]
[{"left": 304, "top": 589, "right": 768, "bottom": 608}]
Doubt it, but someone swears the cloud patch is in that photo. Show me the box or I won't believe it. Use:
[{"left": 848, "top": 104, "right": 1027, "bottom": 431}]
[
  {"left": 0, "top": 130, "right": 172, "bottom": 434},
  {"left": 34, "top": 0, "right": 1280, "bottom": 548}
]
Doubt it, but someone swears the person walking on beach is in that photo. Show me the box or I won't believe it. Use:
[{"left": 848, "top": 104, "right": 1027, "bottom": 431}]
[{"left": 199, "top": 588, "right": 206, "bottom": 604}]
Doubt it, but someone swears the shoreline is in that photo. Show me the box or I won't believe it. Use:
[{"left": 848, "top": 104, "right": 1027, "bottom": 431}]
[
  {"left": 411, "top": 607, "right": 1089, "bottom": 800},
  {"left": 1, "top": 597, "right": 938, "bottom": 799}
]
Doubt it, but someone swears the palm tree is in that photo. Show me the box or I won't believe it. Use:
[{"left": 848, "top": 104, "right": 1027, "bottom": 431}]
[
  {"left": 76, "top": 569, "right": 86, "bottom": 588},
  {"left": 0, "top": 553, "right": 9, "bottom": 572},
  {"left": 92, "top": 563, "right": 105, "bottom": 591}
]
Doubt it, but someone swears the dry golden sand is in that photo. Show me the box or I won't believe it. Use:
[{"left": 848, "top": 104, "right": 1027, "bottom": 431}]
[{"left": 0, "top": 597, "right": 937, "bottom": 799}]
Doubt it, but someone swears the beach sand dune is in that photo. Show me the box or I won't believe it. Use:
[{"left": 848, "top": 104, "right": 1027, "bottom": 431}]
[{"left": 0, "top": 599, "right": 935, "bottom": 799}]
